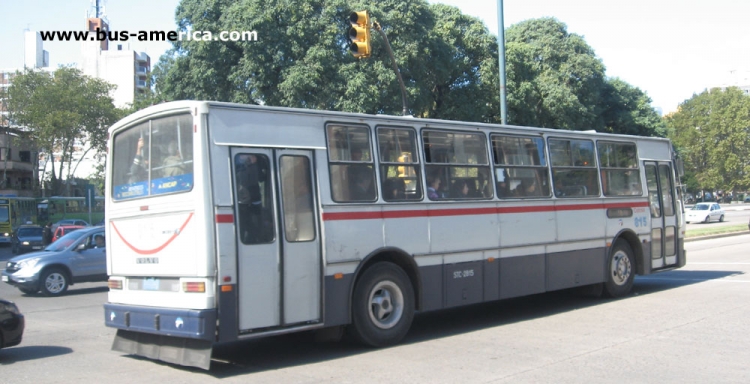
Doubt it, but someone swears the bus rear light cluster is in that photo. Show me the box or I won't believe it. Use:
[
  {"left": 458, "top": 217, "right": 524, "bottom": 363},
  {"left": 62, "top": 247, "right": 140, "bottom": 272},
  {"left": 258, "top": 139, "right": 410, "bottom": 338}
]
[
  {"left": 108, "top": 279, "right": 123, "bottom": 290},
  {"left": 182, "top": 282, "right": 205, "bottom": 293}
]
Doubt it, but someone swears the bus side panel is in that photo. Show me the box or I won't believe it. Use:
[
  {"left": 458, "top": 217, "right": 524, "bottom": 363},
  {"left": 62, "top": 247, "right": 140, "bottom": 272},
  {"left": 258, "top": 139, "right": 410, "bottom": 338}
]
[
  {"left": 498, "top": 202, "right": 556, "bottom": 247},
  {"left": 545, "top": 246, "right": 606, "bottom": 291},
  {"left": 323, "top": 274, "right": 354, "bottom": 326},
  {"left": 499, "top": 247, "right": 546, "bottom": 299}
]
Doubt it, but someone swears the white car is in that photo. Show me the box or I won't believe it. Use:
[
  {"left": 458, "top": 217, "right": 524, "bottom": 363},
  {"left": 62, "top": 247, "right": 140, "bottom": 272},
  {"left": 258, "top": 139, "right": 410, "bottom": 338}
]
[{"left": 685, "top": 202, "right": 725, "bottom": 224}]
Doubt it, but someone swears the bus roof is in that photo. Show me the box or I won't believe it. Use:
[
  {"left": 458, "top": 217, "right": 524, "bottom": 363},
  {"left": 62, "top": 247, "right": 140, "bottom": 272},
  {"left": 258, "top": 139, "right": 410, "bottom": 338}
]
[{"left": 109, "top": 100, "right": 673, "bottom": 146}]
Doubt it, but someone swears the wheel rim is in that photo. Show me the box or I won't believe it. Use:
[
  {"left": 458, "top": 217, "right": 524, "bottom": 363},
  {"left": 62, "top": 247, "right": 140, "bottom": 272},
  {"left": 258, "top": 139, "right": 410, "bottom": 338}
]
[
  {"left": 45, "top": 272, "right": 66, "bottom": 294},
  {"left": 367, "top": 280, "right": 404, "bottom": 330},
  {"left": 610, "top": 250, "right": 632, "bottom": 286}
]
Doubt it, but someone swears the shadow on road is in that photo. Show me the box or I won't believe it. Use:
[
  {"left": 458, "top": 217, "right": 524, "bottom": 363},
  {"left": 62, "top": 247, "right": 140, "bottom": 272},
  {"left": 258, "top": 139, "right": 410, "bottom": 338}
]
[
  {"left": 120, "top": 269, "right": 740, "bottom": 377},
  {"left": 0, "top": 345, "right": 73, "bottom": 364},
  {"left": 20, "top": 286, "right": 109, "bottom": 298}
]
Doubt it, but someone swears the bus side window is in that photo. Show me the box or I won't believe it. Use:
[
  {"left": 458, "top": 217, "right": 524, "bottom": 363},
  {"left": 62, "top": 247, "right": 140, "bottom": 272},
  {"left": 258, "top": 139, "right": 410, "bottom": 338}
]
[{"left": 326, "top": 124, "right": 377, "bottom": 203}]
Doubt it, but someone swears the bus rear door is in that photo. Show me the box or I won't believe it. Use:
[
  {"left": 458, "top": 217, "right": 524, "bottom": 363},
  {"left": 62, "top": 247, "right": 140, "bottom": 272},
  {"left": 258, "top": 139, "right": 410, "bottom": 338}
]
[
  {"left": 231, "top": 148, "right": 322, "bottom": 331},
  {"left": 645, "top": 161, "right": 678, "bottom": 269}
]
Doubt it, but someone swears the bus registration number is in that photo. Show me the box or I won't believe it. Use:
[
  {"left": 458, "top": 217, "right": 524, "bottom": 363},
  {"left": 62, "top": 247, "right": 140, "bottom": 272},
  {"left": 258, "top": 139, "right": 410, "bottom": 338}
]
[{"left": 453, "top": 269, "right": 474, "bottom": 279}]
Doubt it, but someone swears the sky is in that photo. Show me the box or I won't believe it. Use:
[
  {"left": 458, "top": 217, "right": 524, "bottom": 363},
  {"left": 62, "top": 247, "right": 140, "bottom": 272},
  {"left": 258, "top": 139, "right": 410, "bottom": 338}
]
[{"left": 1, "top": 0, "right": 748, "bottom": 115}]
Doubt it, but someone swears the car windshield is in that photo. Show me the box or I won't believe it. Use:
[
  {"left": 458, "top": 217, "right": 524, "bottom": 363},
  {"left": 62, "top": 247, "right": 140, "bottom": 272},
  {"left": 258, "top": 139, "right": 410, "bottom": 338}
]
[
  {"left": 45, "top": 229, "right": 90, "bottom": 251},
  {"left": 18, "top": 228, "right": 43, "bottom": 237},
  {"left": 692, "top": 205, "right": 709, "bottom": 211}
]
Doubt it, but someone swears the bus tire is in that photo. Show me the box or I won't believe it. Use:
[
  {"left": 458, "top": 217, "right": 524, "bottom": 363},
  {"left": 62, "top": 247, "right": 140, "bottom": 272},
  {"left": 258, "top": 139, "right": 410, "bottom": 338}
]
[
  {"left": 349, "top": 262, "right": 414, "bottom": 347},
  {"left": 40, "top": 268, "right": 69, "bottom": 297},
  {"left": 604, "top": 240, "right": 635, "bottom": 298}
]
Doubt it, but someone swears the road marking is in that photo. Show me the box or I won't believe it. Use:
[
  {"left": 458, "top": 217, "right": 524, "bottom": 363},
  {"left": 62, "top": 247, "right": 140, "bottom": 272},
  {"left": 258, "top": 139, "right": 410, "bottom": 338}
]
[{"left": 688, "top": 262, "right": 750, "bottom": 265}]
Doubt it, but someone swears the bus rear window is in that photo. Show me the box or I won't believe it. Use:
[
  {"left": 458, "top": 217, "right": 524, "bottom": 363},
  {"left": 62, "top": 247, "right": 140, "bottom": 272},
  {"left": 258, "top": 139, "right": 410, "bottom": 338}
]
[{"left": 111, "top": 113, "right": 194, "bottom": 200}]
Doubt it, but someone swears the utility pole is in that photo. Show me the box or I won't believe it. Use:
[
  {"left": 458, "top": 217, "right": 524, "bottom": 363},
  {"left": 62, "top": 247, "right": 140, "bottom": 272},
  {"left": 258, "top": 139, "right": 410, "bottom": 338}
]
[{"left": 497, "top": 0, "right": 507, "bottom": 124}]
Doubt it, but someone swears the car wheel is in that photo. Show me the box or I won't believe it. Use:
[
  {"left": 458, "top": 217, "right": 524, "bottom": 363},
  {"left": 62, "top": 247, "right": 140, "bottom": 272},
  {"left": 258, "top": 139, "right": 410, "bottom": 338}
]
[
  {"left": 604, "top": 240, "right": 635, "bottom": 298},
  {"left": 703, "top": 215, "right": 710, "bottom": 223},
  {"left": 40, "top": 268, "right": 69, "bottom": 296},
  {"left": 719, "top": 215, "right": 724, "bottom": 222},
  {"left": 348, "top": 262, "right": 415, "bottom": 347}
]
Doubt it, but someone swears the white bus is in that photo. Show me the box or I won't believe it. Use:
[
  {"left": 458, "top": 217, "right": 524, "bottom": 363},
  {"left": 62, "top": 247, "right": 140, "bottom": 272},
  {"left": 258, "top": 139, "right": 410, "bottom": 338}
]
[{"left": 104, "top": 101, "right": 685, "bottom": 369}]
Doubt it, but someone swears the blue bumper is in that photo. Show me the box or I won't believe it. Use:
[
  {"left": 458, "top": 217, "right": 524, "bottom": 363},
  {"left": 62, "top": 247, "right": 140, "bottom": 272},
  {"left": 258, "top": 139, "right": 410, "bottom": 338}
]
[{"left": 104, "top": 303, "right": 217, "bottom": 341}]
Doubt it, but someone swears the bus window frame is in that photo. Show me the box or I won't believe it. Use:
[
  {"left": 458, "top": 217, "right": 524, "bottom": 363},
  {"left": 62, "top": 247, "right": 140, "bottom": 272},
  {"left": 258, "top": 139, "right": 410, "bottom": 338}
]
[
  {"left": 420, "top": 128, "right": 492, "bottom": 201},
  {"left": 324, "top": 122, "right": 378, "bottom": 203},
  {"left": 111, "top": 112, "right": 195, "bottom": 202},
  {"left": 376, "top": 125, "right": 424, "bottom": 203}
]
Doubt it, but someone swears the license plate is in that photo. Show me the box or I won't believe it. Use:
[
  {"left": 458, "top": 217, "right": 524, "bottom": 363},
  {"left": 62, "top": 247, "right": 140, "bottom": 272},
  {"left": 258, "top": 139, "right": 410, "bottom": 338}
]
[
  {"left": 32, "top": 246, "right": 42, "bottom": 250},
  {"left": 2, "top": 275, "right": 8, "bottom": 282},
  {"left": 143, "top": 278, "right": 160, "bottom": 291}
]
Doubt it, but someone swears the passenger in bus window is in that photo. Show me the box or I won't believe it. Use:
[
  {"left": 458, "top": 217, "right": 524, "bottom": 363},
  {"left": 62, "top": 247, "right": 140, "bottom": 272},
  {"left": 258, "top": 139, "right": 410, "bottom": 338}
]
[
  {"left": 427, "top": 175, "right": 441, "bottom": 200},
  {"left": 383, "top": 178, "right": 405, "bottom": 201},
  {"left": 349, "top": 168, "right": 375, "bottom": 201},
  {"left": 452, "top": 180, "right": 474, "bottom": 199},
  {"left": 161, "top": 141, "right": 185, "bottom": 177},
  {"left": 129, "top": 137, "right": 148, "bottom": 183}
]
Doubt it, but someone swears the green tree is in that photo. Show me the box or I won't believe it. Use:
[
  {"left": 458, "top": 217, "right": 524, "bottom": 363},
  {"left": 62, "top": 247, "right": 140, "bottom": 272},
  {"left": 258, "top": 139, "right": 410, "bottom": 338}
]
[
  {"left": 666, "top": 87, "right": 750, "bottom": 194},
  {"left": 153, "top": 0, "right": 500, "bottom": 122},
  {"left": 7, "top": 67, "right": 119, "bottom": 195},
  {"left": 600, "top": 78, "right": 666, "bottom": 137},
  {"left": 505, "top": 18, "right": 606, "bottom": 130}
]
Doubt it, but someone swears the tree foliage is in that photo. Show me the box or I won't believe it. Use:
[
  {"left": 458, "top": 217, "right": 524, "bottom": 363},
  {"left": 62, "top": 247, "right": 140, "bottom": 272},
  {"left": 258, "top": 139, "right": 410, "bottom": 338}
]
[
  {"left": 504, "top": 18, "right": 664, "bottom": 136},
  {"left": 151, "top": 2, "right": 662, "bottom": 136},
  {"left": 6, "top": 67, "right": 119, "bottom": 195},
  {"left": 154, "top": 0, "right": 500, "bottom": 122},
  {"left": 666, "top": 87, "right": 750, "bottom": 193}
]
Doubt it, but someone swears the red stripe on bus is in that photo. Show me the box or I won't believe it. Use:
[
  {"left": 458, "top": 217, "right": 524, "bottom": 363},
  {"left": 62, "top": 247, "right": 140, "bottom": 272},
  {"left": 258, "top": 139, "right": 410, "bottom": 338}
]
[
  {"left": 110, "top": 213, "right": 194, "bottom": 255},
  {"left": 321, "top": 201, "right": 649, "bottom": 221},
  {"left": 216, "top": 213, "right": 234, "bottom": 223}
]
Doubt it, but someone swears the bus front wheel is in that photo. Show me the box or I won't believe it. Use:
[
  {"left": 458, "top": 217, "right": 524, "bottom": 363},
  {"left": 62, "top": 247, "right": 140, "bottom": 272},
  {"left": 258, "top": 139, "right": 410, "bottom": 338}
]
[
  {"left": 349, "top": 262, "right": 414, "bottom": 347},
  {"left": 604, "top": 240, "right": 635, "bottom": 298}
]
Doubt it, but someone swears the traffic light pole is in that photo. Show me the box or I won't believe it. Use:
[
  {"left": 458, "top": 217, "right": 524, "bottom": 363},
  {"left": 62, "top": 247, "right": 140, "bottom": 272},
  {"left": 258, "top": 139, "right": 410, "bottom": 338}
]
[{"left": 373, "top": 22, "right": 409, "bottom": 116}]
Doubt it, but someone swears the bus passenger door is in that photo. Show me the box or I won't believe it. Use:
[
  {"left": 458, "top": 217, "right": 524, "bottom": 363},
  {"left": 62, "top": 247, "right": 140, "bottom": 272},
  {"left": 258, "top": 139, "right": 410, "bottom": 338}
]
[
  {"left": 233, "top": 149, "right": 281, "bottom": 330},
  {"left": 232, "top": 148, "right": 321, "bottom": 331},
  {"left": 276, "top": 150, "right": 321, "bottom": 325},
  {"left": 645, "top": 162, "right": 678, "bottom": 269}
]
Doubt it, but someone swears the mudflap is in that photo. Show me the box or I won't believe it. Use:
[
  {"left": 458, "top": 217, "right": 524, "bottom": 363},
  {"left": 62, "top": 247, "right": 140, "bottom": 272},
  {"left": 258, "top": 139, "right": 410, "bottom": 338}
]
[{"left": 112, "top": 329, "right": 213, "bottom": 370}]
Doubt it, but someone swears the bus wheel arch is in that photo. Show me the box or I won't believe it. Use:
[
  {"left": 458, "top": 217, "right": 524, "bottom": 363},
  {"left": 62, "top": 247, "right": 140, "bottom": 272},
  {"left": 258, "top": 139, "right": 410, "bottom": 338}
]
[
  {"left": 347, "top": 248, "right": 419, "bottom": 347},
  {"left": 605, "top": 235, "right": 638, "bottom": 298},
  {"left": 613, "top": 230, "right": 644, "bottom": 275},
  {"left": 352, "top": 248, "right": 421, "bottom": 310}
]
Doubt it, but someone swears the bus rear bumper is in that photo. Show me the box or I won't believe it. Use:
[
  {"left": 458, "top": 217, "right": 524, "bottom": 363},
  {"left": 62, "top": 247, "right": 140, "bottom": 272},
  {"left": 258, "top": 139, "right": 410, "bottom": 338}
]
[{"left": 104, "top": 303, "right": 217, "bottom": 370}]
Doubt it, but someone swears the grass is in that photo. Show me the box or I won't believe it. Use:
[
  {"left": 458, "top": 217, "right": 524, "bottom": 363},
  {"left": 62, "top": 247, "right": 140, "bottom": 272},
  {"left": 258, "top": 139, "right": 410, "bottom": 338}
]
[{"left": 686, "top": 223, "right": 749, "bottom": 238}]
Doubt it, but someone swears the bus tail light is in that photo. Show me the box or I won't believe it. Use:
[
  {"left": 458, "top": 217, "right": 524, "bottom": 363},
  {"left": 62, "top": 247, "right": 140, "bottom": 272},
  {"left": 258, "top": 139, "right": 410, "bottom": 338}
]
[
  {"left": 108, "top": 279, "right": 123, "bottom": 290},
  {"left": 183, "top": 281, "right": 206, "bottom": 293}
]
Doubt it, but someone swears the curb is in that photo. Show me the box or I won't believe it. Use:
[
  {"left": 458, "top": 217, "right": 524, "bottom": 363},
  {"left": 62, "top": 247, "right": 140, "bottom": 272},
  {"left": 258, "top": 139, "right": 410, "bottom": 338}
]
[{"left": 685, "top": 230, "right": 749, "bottom": 242}]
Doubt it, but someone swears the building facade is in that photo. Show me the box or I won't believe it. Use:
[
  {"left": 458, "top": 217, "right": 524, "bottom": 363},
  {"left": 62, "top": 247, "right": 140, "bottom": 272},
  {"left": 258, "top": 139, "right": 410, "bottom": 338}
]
[{"left": 81, "top": 17, "right": 150, "bottom": 108}]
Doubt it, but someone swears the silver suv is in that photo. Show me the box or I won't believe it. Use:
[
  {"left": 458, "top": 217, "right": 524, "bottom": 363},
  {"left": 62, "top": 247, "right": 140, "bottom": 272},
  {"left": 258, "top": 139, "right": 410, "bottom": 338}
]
[{"left": 2, "top": 227, "right": 106, "bottom": 296}]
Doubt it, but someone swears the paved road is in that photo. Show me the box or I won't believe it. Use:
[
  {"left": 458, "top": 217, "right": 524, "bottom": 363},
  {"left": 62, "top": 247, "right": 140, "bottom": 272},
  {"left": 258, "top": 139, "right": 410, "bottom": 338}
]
[{"left": 1, "top": 235, "right": 749, "bottom": 383}]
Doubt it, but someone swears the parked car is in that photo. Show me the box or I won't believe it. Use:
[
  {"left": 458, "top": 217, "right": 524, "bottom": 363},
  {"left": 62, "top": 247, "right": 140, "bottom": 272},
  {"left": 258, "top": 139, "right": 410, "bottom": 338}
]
[
  {"left": 685, "top": 202, "right": 725, "bottom": 224},
  {"left": 0, "top": 298, "right": 24, "bottom": 348},
  {"left": 744, "top": 196, "right": 750, "bottom": 203},
  {"left": 2, "top": 227, "right": 107, "bottom": 296},
  {"left": 51, "top": 225, "right": 86, "bottom": 243},
  {"left": 50, "top": 219, "right": 90, "bottom": 233},
  {"left": 11, "top": 225, "right": 44, "bottom": 254}
]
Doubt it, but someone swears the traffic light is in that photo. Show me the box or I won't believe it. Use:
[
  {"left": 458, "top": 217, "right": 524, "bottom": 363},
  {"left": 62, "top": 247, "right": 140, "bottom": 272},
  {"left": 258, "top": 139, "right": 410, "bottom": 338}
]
[{"left": 348, "top": 10, "right": 371, "bottom": 58}]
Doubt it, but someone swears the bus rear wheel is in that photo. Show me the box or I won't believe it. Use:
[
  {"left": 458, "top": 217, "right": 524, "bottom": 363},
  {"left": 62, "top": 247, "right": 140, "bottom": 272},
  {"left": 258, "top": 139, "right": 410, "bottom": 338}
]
[
  {"left": 349, "top": 262, "right": 414, "bottom": 347},
  {"left": 604, "top": 240, "right": 635, "bottom": 298}
]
